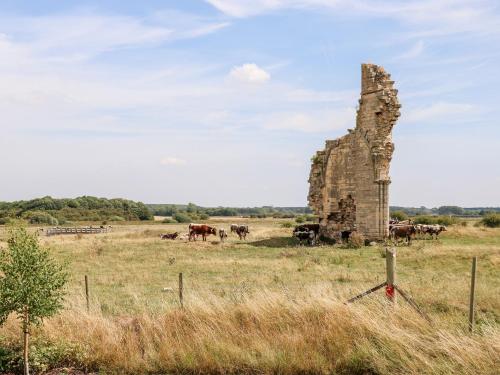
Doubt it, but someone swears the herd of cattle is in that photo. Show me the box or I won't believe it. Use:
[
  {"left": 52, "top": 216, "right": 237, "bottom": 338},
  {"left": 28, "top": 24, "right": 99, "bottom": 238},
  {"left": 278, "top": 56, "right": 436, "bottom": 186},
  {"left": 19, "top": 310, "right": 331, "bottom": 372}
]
[
  {"left": 389, "top": 219, "right": 447, "bottom": 245},
  {"left": 160, "top": 223, "right": 250, "bottom": 242},
  {"left": 159, "top": 220, "right": 447, "bottom": 246}
]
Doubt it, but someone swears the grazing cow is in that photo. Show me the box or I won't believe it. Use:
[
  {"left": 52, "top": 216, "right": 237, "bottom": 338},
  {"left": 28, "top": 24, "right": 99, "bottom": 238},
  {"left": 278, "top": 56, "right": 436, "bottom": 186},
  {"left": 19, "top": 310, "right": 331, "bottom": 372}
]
[
  {"left": 188, "top": 223, "right": 217, "bottom": 241},
  {"left": 219, "top": 228, "right": 228, "bottom": 242},
  {"left": 424, "top": 225, "right": 447, "bottom": 239},
  {"left": 293, "top": 223, "right": 320, "bottom": 236},
  {"left": 230, "top": 224, "right": 239, "bottom": 233},
  {"left": 235, "top": 225, "right": 249, "bottom": 240},
  {"left": 294, "top": 230, "right": 316, "bottom": 246},
  {"left": 390, "top": 225, "right": 417, "bottom": 245},
  {"left": 161, "top": 232, "right": 179, "bottom": 240}
]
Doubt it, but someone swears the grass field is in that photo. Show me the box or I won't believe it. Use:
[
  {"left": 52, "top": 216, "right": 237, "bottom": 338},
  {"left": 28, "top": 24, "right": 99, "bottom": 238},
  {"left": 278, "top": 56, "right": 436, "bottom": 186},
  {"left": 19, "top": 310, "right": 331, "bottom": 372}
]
[{"left": 0, "top": 218, "right": 499, "bottom": 374}]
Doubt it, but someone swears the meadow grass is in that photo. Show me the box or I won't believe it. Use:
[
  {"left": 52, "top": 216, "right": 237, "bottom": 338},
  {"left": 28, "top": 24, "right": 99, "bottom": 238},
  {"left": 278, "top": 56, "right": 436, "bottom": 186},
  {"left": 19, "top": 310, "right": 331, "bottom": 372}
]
[{"left": 0, "top": 219, "right": 498, "bottom": 374}]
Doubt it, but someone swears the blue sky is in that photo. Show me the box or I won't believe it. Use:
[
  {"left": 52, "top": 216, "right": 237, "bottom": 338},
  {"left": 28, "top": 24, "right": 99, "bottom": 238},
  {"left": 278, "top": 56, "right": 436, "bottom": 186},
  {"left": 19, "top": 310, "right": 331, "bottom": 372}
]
[{"left": 1, "top": 0, "right": 499, "bottom": 207}]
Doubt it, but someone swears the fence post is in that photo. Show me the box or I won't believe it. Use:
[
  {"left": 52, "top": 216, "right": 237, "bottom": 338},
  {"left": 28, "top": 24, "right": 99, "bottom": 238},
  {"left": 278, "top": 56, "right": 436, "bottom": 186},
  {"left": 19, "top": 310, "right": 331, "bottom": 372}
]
[
  {"left": 385, "top": 248, "right": 396, "bottom": 304},
  {"left": 179, "top": 272, "right": 184, "bottom": 308},
  {"left": 84, "top": 275, "right": 89, "bottom": 312},
  {"left": 469, "top": 257, "right": 477, "bottom": 332}
]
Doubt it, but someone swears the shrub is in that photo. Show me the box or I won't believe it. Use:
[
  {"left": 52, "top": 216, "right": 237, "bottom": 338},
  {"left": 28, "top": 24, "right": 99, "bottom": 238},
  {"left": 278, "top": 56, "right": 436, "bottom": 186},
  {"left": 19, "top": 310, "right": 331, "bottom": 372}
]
[
  {"left": 162, "top": 218, "right": 176, "bottom": 224},
  {"left": 281, "top": 222, "right": 293, "bottom": 228},
  {"left": 413, "top": 215, "right": 458, "bottom": 226},
  {"left": 304, "top": 215, "right": 317, "bottom": 222},
  {"left": 480, "top": 213, "right": 500, "bottom": 228},
  {"left": 199, "top": 213, "right": 210, "bottom": 220},
  {"left": 390, "top": 210, "right": 408, "bottom": 221},
  {"left": 25, "top": 212, "right": 58, "bottom": 226},
  {"left": 295, "top": 216, "right": 305, "bottom": 224},
  {"left": 173, "top": 212, "right": 192, "bottom": 223},
  {"left": 0, "top": 218, "right": 11, "bottom": 225},
  {"left": 435, "top": 216, "right": 459, "bottom": 226},
  {"left": 108, "top": 216, "right": 125, "bottom": 222}
]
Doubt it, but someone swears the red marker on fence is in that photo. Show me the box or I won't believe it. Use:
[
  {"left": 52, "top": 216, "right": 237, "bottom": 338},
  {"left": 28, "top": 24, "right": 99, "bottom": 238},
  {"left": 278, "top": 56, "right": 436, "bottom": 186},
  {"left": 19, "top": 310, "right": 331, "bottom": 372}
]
[{"left": 385, "top": 285, "right": 395, "bottom": 300}]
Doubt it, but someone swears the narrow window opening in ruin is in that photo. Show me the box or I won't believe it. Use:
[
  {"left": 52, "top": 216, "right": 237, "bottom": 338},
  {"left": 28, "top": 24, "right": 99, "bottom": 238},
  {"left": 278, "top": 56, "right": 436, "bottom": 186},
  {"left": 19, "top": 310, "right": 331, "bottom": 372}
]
[{"left": 341, "top": 231, "right": 351, "bottom": 242}]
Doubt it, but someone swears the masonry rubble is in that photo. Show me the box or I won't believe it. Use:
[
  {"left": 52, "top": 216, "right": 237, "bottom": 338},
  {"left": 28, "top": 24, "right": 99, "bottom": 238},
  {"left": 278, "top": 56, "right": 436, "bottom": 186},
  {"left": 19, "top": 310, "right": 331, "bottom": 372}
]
[{"left": 308, "top": 63, "right": 401, "bottom": 241}]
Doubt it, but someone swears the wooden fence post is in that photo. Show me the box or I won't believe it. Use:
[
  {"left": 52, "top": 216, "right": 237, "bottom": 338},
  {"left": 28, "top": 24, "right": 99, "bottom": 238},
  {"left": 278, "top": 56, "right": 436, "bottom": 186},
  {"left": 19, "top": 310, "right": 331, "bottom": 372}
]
[
  {"left": 469, "top": 257, "right": 477, "bottom": 332},
  {"left": 385, "top": 248, "right": 396, "bottom": 304},
  {"left": 84, "top": 275, "right": 89, "bottom": 312},
  {"left": 179, "top": 272, "right": 184, "bottom": 308}
]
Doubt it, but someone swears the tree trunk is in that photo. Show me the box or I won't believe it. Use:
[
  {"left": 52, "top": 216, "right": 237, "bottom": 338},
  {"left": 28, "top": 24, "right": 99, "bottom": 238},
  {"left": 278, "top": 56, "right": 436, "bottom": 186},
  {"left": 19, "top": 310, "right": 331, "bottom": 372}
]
[{"left": 23, "top": 312, "right": 29, "bottom": 375}]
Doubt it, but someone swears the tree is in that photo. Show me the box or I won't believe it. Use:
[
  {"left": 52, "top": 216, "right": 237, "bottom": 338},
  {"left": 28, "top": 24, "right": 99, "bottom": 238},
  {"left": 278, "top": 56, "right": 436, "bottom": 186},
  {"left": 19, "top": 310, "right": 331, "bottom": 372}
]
[
  {"left": 437, "top": 206, "right": 464, "bottom": 216},
  {"left": 0, "top": 226, "right": 68, "bottom": 375},
  {"left": 390, "top": 210, "right": 408, "bottom": 221}
]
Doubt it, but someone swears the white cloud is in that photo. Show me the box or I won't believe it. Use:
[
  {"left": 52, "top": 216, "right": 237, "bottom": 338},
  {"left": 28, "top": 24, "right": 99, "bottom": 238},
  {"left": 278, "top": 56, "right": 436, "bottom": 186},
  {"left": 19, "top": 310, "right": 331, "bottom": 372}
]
[
  {"left": 160, "top": 157, "right": 187, "bottom": 166},
  {"left": 263, "top": 108, "right": 356, "bottom": 133},
  {"left": 204, "top": 0, "right": 284, "bottom": 17},
  {"left": 205, "top": 0, "right": 500, "bottom": 38},
  {"left": 0, "top": 11, "right": 229, "bottom": 66},
  {"left": 229, "top": 63, "right": 270, "bottom": 83},
  {"left": 404, "top": 102, "right": 478, "bottom": 123}
]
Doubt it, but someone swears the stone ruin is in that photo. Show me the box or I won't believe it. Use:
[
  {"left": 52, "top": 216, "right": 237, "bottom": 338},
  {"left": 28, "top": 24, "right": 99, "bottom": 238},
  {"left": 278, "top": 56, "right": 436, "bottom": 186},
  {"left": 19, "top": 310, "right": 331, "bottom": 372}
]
[{"left": 308, "top": 63, "right": 401, "bottom": 241}]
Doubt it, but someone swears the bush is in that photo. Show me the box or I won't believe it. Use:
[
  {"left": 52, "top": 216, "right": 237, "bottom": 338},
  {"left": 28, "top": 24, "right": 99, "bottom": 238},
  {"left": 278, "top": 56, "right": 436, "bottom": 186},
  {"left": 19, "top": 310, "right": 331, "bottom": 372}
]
[
  {"left": 390, "top": 210, "right": 408, "bottom": 221},
  {"left": 295, "top": 216, "right": 305, "bottom": 224},
  {"left": 304, "top": 215, "right": 317, "bottom": 222},
  {"left": 480, "top": 213, "right": 500, "bottom": 228},
  {"left": 281, "top": 222, "right": 293, "bottom": 228},
  {"left": 413, "top": 215, "right": 458, "bottom": 226},
  {"left": 199, "top": 213, "right": 210, "bottom": 220},
  {"left": 162, "top": 218, "right": 176, "bottom": 224},
  {"left": 108, "top": 216, "right": 125, "bottom": 222},
  {"left": 173, "top": 212, "right": 191, "bottom": 223},
  {"left": 25, "top": 212, "right": 58, "bottom": 226},
  {"left": 0, "top": 218, "right": 11, "bottom": 225}
]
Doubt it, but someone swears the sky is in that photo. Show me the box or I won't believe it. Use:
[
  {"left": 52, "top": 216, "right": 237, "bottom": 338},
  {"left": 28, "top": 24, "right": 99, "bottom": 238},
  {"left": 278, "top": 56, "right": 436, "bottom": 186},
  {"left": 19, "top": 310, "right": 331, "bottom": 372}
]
[{"left": 0, "top": 0, "right": 499, "bottom": 207}]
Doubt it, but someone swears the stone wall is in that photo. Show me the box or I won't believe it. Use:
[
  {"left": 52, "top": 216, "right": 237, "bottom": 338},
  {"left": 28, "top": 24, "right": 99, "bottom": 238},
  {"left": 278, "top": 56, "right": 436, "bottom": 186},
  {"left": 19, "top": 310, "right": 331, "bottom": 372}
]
[{"left": 308, "top": 64, "right": 400, "bottom": 241}]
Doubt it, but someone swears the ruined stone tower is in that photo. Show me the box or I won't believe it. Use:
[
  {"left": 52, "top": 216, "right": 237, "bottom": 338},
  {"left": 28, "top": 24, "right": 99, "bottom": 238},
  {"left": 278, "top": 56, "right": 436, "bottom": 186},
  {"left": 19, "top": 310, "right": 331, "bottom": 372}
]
[{"left": 308, "top": 64, "right": 400, "bottom": 241}]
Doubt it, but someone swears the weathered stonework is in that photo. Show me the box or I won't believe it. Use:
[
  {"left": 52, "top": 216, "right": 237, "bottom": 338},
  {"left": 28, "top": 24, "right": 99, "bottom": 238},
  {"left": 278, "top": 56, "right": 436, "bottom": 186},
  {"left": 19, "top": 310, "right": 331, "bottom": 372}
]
[{"left": 308, "top": 64, "right": 401, "bottom": 241}]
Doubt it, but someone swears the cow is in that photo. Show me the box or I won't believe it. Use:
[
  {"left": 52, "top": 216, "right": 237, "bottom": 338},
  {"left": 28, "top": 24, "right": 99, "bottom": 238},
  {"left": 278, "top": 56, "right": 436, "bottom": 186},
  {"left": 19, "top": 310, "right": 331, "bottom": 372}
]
[
  {"left": 188, "top": 223, "right": 217, "bottom": 241},
  {"left": 294, "top": 230, "right": 316, "bottom": 246},
  {"left": 161, "top": 232, "right": 179, "bottom": 240},
  {"left": 235, "top": 225, "right": 249, "bottom": 240},
  {"left": 293, "top": 223, "right": 320, "bottom": 236},
  {"left": 423, "top": 224, "right": 447, "bottom": 239},
  {"left": 390, "top": 225, "right": 417, "bottom": 245},
  {"left": 230, "top": 224, "right": 239, "bottom": 233},
  {"left": 219, "top": 228, "right": 228, "bottom": 242}
]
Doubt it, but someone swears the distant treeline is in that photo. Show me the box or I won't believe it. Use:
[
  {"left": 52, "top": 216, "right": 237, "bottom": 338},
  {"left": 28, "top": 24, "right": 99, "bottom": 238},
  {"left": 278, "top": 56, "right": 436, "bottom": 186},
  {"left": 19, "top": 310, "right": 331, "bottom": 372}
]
[
  {"left": 0, "top": 196, "right": 152, "bottom": 225},
  {"left": 149, "top": 203, "right": 499, "bottom": 219},
  {"left": 1, "top": 197, "right": 498, "bottom": 226},
  {"left": 390, "top": 206, "right": 500, "bottom": 216},
  {"left": 147, "top": 203, "right": 312, "bottom": 220}
]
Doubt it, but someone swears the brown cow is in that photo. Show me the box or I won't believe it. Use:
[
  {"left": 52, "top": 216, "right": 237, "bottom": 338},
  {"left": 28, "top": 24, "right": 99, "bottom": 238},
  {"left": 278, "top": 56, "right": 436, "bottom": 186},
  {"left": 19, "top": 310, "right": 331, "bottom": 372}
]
[
  {"left": 161, "top": 232, "right": 179, "bottom": 240},
  {"left": 390, "top": 225, "right": 416, "bottom": 245},
  {"left": 188, "top": 223, "right": 217, "bottom": 241}
]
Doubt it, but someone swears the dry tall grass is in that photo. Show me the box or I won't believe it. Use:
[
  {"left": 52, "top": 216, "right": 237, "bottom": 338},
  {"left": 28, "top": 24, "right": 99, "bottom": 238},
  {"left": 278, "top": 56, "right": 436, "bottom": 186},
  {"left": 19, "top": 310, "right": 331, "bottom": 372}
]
[{"left": 1, "top": 288, "right": 498, "bottom": 375}]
